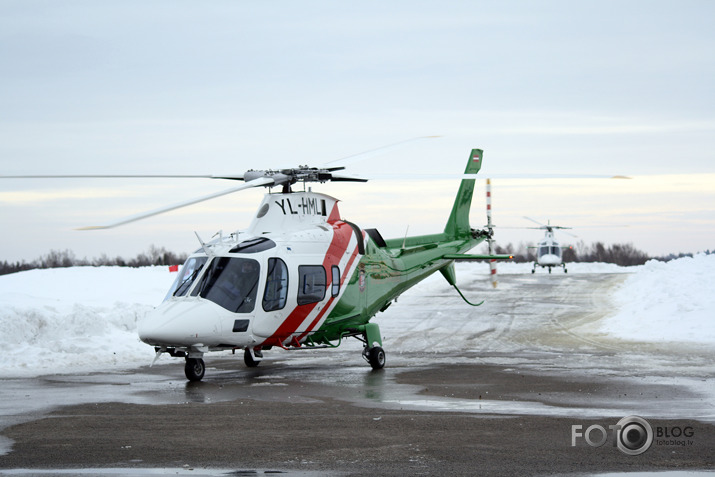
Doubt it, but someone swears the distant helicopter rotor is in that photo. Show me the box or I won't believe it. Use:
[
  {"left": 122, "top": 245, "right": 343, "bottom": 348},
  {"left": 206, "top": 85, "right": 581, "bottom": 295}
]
[{"left": 523, "top": 217, "right": 578, "bottom": 238}]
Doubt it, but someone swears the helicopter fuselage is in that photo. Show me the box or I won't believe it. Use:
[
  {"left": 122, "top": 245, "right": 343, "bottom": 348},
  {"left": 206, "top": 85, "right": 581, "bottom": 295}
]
[
  {"left": 531, "top": 230, "right": 568, "bottom": 273},
  {"left": 138, "top": 191, "right": 481, "bottom": 359}
]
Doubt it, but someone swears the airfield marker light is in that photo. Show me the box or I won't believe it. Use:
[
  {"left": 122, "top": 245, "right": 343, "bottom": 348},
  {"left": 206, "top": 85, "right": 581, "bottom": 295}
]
[{"left": 486, "top": 178, "right": 498, "bottom": 288}]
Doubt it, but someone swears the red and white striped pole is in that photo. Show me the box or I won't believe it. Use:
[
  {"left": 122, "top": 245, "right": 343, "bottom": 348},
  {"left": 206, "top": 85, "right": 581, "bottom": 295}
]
[{"left": 486, "top": 178, "right": 498, "bottom": 288}]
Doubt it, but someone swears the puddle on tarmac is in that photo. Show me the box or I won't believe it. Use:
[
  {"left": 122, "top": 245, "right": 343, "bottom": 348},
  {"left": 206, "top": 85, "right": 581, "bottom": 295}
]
[
  {"left": 0, "top": 469, "right": 710, "bottom": 477},
  {"left": 0, "top": 469, "right": 335, "bottom": 477},
  {"left": 587, "top": 473, "right": 712, "bottom": 477}
]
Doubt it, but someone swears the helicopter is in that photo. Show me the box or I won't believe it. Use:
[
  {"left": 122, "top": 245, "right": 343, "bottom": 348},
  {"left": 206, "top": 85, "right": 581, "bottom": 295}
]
[
  {"left": 2, "top": 147, "right": 511, "bottom": 381},
  {"left": 524, "top": 217, "right": 573, "bottom": 274},
  {"left": 142, "top": 149, "right": 513, "bottom": 381}
]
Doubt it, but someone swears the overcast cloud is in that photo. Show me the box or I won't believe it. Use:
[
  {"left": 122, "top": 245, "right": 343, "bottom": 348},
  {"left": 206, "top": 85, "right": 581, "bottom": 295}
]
[{"left": 1, "top": 0, "right": 714, "bottom": 261}]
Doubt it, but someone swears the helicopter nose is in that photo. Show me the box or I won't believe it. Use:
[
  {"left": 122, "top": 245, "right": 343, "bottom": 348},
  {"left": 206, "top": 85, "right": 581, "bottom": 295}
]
[
  {"left": 539, "top": 255, "right": 560, "bottom": 265},
  {"left": 138, "top": 299, "right": 225, "bottom": 347}
]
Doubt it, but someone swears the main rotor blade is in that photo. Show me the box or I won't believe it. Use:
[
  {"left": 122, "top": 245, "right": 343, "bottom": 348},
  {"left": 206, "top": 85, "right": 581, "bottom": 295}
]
[
  {"left": 329, "top": 173, "right": 369, "bottom": 182},
  {"left": 523, "top": 216, "right": 546, "bottom": 227},
  {"left": 364, "top": 173, "right": 631, "bottom": 180},
  {"left": 77, "top": 177, "right": 273, "bottom": 230},
  {"left": 322, "top": 136, "right": 441, "bottom": 168},
  {"left": 0, "top": 174, "right": 222, "bottom": 179},
  {"left": 479, "top": 173, "right": 631, "bottom": 179}
]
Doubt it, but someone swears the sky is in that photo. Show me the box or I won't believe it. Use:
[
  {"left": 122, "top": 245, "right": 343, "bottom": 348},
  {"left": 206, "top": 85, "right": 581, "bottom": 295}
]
[{"left": 1, "top": 0, "right": 714, "bottom": 262}]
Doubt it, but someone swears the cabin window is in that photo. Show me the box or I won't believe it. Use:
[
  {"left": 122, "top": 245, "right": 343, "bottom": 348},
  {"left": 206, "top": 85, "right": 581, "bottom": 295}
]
[
  {"left": 263, "top": 258, "right": 289, "bottom": 311},
  {"left": 229, "top": 237, "right": 276, "bottom": 254},
  {"left": 297, "top": 265, "right": 326, "bottom": 305},
  {"left": 331, "top": 265, "right": 341, "bottom": 297},
  {"left": 539, "top": 246, "right": 549, "bottom": 256},
  {"left": 550, "top": 246, "right": 562, "bottom": 257},
  {"left": 191, "top": 257, "right": 260, "bottom": 313},
  {"left": 168, "top": 256, "right": 208, "bottom": 299}
]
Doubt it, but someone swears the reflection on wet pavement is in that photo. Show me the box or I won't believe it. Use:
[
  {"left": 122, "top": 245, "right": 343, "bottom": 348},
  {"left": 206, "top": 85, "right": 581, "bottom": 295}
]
[{"left": 0, "top": 468, "right": 335, "bottom": 476}]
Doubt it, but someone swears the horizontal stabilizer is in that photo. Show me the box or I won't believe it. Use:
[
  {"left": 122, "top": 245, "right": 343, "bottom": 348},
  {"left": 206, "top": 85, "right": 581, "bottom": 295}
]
[{"left": 443, "top": 253, "right": 513, "bottom": 260}]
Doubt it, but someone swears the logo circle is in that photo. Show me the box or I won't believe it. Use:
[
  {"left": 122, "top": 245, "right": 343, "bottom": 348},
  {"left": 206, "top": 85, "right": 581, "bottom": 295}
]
[{"left": 616, "top": 416, "right": 653, "bottom": 455}]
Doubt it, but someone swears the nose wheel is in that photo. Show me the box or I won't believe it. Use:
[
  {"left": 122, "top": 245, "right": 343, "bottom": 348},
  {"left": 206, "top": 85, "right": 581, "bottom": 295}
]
[
  {"left": 244, "top": 348, "right": 262, "bottom": 367},
  {"left": 184, "top": 357, "right": 205, "bottom": 382}
]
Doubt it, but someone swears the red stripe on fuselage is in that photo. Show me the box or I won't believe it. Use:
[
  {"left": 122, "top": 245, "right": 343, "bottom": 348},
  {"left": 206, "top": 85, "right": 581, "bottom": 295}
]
[
  {"left": 262, "top": 220, "right": 355, "bottom": 347},
  {"left": 296, "top": 240, "right": 361, "bottom": 341},
  {"left": 327, "top": 201, "right": 341, "bottom": 224}
]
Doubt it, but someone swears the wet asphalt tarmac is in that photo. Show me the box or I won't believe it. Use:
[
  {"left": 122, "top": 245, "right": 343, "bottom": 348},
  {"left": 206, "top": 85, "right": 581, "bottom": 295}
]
[{"left": 1, "top": 273, "right": 714, "bottom": 476}]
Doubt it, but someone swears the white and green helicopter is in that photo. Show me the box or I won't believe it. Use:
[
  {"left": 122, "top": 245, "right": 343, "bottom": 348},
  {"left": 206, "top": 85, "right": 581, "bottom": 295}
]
[
  {"left": 141, "top": 149, "right": 512, "bottom": 381},
  {"left": 4, "top": 148, "right": 511, "bottom": 381}
]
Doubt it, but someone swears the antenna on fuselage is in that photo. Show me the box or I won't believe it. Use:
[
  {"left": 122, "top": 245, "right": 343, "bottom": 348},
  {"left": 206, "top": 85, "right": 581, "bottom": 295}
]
[
  {"left": 401, "top": 225, "right": 410, "bottom": 250},
  {"left": 194, "top": 231, "right": 215, "bottom": 257}
]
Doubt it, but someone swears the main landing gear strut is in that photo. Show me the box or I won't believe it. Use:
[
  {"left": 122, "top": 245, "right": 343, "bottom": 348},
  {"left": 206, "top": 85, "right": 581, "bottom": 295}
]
[
  {"left": 357, "top": 322, "right": 385, "bottom": 370},
  {"left": 532, "top": 263, "right": 567, "bottom": 274}
]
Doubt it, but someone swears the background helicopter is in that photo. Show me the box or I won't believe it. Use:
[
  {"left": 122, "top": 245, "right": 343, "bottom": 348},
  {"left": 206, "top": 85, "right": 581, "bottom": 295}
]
[
  {"left": 524, "top": 217, "right": 574, "bottom": 274},
  {"left": 3, "top": 147, "right": 511, "bottom": 381}
]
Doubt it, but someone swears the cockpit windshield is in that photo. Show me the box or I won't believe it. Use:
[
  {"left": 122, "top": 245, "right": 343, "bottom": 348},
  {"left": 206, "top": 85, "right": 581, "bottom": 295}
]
[
  {"left": 165, "top": 256, "right": 208, "bottom": 300},
  {"left": 538, "top": 246, "right": 562, "bottom": 257},
  {"left": 190, "top": 257, "right": 260, "bottom": 313}
]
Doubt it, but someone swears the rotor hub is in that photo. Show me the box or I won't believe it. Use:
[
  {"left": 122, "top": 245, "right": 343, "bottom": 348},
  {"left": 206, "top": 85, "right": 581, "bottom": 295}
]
[{"left": 244, "top": 166, "right": 365, "bottom": 188}]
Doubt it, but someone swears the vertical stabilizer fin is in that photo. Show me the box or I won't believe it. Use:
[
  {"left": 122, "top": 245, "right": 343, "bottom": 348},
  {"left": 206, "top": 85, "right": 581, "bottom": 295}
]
[{"left": 444, "top": 149, "right": 483, "bottom": 238}]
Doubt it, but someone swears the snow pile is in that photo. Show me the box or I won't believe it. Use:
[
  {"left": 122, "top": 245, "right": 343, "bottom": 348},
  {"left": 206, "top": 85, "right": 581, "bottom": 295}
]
[
  {"left": 0, "top": 267, "right": 176, "bottom": 378},
  {"left": 598, "top": 254, "right": 715, "bottom": 343},
  {"left": 486, "top": 260, "right": 631, "bottom": 274}
]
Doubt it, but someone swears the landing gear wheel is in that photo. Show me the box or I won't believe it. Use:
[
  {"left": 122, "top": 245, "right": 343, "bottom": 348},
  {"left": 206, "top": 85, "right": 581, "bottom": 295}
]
[
  {"left": 367, "top": 346, "right": 386, "bottom": 370},
  {"left": 184, "top": 358, "right": 205, "bottom": 382},
  {"left": 244, "top": 348, "right": 261, "bottom": 368}
]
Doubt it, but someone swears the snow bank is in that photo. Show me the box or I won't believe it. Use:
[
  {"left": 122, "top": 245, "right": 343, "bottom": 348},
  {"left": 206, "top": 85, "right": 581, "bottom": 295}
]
[
  {"left": 484, "top": 260, "right": 631, "bottom": 275},
  {"left": 598, "top": 254, "right": 715, "bottom": 344},
  {"left": 0, "top": 267, "right": 176, "bottom": 378}
]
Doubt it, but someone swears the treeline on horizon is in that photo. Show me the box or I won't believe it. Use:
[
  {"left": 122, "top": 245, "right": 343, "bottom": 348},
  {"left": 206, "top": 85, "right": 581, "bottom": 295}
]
[
  {"left": 0, "top": 242, "right": 711, "bottom": 277},
  {"left": 0, "top": 246, "right": 188, "bottom": 276},
  {"left": 487, "top": 240, "right": 710, "bottom": 267}
]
